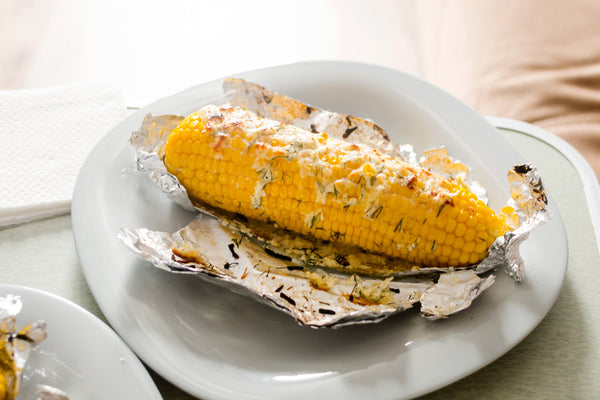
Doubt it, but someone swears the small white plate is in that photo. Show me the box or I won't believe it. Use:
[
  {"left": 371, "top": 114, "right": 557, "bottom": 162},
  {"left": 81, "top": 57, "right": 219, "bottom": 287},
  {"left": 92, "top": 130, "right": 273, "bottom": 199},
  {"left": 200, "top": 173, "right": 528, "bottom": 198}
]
[
  {"left": 72, "top": 61, "right": 567, "bottom": 400},
  {"left": 0, "top": 284, "right": 163, "bottom": 400}
]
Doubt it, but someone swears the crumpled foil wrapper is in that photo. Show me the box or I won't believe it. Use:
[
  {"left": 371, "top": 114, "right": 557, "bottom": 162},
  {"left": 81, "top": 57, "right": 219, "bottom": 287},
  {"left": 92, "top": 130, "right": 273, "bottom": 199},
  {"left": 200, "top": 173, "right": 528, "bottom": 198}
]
[
  {"left": 130, "top": 114, "right": 194, "bottom": 211},
  {"left": 119, "top": 78, "right": 549, "bottom": 326},
  {"left": 420, "top": 271, "right": 495, "bottom": 318},
  {"left": 476, "top": 164, "right": 550, "bottom": 281},
  {"left": 224, "top": 78, "right": 418, "bottom": 165},
  {"left": 0, "top": 295, "right": 47, "bottom": 399},
  {"left": 119, "top": 218, "right": 494, "bottom": 326},
  {"left": 120, "top": 219, "right": 434, "bottom": 327}
]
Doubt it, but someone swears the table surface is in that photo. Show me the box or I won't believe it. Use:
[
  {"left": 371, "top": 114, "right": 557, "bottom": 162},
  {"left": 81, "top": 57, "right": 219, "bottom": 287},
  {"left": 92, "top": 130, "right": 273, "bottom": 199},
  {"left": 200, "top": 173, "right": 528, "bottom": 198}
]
[{"left": 1, "top": 120, "right": 599, "bottom": 399}]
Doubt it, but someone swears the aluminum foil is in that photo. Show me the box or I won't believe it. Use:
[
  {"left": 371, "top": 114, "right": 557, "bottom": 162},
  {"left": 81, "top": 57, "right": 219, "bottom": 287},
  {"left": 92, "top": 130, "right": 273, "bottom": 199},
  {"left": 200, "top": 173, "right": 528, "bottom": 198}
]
[
  {"left": 130, "top": 114, "right": 193, "bottom": 211},
  {"left": 120, "top": 218, "right": 433, "bottom": 328},
  {"left": 0, "top": 295, "right": 47, "bottom": 400},
  {"left": 420, "top": 270, "right": 495, "bottom": 320},
  {"left": 223, "top": 78, "right": 418, "bottom": 164},
  {"left": 119, "top": 218, "right": 494, "bottom": 327},
  {"left": 119, "top": 78, "right": 549, "bottom": 326},
  {"left": 475, "top": 164, "right": 550, "bottom": 281}
]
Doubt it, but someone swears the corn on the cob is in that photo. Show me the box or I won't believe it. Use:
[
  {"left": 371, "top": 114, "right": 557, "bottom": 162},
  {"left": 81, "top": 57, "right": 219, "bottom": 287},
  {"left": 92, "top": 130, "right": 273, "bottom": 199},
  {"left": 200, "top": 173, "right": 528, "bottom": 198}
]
[{"left": 164, "top": 104, "right": 510, "bottom": 267}]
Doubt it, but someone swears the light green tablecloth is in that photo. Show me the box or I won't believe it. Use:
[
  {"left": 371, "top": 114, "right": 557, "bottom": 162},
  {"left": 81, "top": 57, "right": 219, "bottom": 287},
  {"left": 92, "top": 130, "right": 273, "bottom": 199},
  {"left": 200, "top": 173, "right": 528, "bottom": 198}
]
[{"left": 1, "top": 126, "right": 598, "bottom": 399}]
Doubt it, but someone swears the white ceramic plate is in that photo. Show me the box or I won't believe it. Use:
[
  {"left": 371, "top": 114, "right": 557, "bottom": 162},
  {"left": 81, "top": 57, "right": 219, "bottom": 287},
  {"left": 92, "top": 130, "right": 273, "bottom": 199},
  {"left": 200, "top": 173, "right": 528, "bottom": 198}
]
[
  {"left": 0, "top": 284, "right": 163, "bottom": 400},
  {"left": 72, "top": 61, "right": 567, "bottom": 400}
]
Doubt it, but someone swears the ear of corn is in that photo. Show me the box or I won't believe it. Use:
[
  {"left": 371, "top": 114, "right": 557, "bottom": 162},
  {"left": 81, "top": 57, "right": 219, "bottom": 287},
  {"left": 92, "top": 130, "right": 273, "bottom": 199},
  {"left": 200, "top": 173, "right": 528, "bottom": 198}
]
[{"left": 164, "top": 104, "right": 511, "bottom": 268}]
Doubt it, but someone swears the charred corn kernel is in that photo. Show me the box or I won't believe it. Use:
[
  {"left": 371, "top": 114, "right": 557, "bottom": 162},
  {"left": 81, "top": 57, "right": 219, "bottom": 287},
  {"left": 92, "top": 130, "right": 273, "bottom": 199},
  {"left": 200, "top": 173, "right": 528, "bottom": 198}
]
[{"left": 164, "top": 105, "right": 511, "bottom": 267}]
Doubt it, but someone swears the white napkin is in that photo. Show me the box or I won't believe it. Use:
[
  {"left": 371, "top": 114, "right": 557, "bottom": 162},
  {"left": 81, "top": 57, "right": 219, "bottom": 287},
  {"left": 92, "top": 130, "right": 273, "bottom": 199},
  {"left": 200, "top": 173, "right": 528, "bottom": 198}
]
[{"left": 0, "top": 85, "right": 127, "bottom": 227}]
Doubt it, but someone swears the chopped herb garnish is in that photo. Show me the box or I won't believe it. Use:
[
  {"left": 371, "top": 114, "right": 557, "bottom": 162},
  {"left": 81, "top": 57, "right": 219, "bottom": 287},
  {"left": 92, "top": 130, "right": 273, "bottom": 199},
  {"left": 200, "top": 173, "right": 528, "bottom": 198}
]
[
  {"left": 367, "top": 205, "right": 383, "bottom": 219},
  {"left": 243, "top": 136, "right": 259, "bottom": 154},
  {"left": 223, "top": 261, "right": 238, "bottom": 270},
  {"left": 292, "top": 141, "right": 304, "bottom": 151},
  {"left": 333, "top": 184, "right": 339, "bottom": 198},
  {"left": 514, "top": 164, "right": 533, "bottom": 174},
  {"left": 269, "top": 154, "right": 291, "bottom": 164},
  {"left": 316, "top": 180, "right": 326, "bottom": 193},
  {"left": 232, "top": 236, "right": 243, "bottom": 247},
  {"left": 309, "top": 212, "right": 322, "bottom": 229},
  {"left": 334, "top": 254, "right": 350, "bottom": 266},
  {"left": 394, "top": 218, "right": 404, "bottom": 232},
  {"left": 349, "top": 276, "right": 359, "bottom": 303},
  {"left": 258, "top": 168, "right": 273, "bottom": 182},
  {"left": 436, "top": 204, "right": 445, "bottom": 218},
  {"left": 264, "top": 248, "right": 292, "bottom": 261},
  {"left": 318, "top": 308, "right": 336, "bottom": 315},
  {"left": 262, "top": 93, "right": 273, "bottom": 103},
  {"left": 330, "top": 231, "right": 345, "bottom": 241},
  {"left": 227, "top": 243, "right": 239, "bottom": 259},
  {"left": 280, "top": 292, "right": 296, "bottom": 305},
  {"left": 343, "top": 126, "right": 358, "bottom": 138}
]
